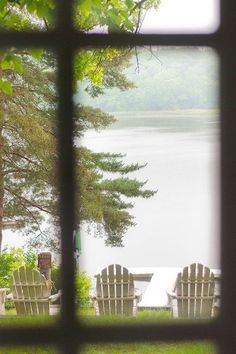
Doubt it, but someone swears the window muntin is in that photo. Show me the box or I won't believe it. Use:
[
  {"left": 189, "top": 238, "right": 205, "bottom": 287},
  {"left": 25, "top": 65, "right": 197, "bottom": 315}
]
[{"left": 1, "top": 0, "right": 236, "bottom": 353}]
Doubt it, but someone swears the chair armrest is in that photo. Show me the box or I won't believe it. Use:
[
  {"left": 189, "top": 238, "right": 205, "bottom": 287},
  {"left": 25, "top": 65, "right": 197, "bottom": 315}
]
[
  {"left": 166, "top": 289, "right": 177, "bottom": 299},
  {"left": 134, "top": 288, "right": 142, "bottom": 302},
  {"left": 89, "top": 288, "right": 96, "bottom": 300},
  {"left": 6, "top": 292, "right": 13, "bottom": 300},
  {"left": 49, "top": 290, "right": 62, "bottom": 303}
]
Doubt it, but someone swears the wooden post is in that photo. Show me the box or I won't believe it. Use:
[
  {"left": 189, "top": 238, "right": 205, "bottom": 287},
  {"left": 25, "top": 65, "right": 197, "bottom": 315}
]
[{"left": 38, "top": 252, "right": 52, "bottom": 280}]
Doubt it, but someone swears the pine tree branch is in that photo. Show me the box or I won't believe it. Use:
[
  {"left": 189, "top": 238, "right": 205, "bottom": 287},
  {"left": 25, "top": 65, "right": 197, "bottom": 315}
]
[
  {"left": 2, "top": 151, "right": 39, "bottom": 166},
  {"left": 4, "top": 186, "right": 52, "bottom": 214},
  {"left": 3, "top": 168, "right": 35, "bottom": 176},
  {"left": 20, "top": 203, "right": 47, "bottom": 237}
]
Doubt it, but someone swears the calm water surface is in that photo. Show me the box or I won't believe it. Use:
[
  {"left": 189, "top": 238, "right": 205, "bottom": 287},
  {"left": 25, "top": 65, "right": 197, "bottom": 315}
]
[{"left": 80, "top": 111, "right": 220, "bottom": 275}]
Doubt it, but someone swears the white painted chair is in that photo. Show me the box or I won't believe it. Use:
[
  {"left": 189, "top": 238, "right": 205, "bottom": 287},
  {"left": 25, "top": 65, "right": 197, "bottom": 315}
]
[
  {"left": 167, "top": 263, "right": 216, "bottom": 318},
  {"left": 0, "top": 288, "right": 9, "bottom": 315},
  {"left": 10, "top": 266, "right": 60, "bottom": 315},
  {"left": 92, "top": 264, "right": 141, "bottom": 316}
]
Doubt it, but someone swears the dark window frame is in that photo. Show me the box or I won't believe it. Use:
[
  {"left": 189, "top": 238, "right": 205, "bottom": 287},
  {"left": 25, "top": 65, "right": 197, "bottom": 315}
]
[{"left": 1, "top": 0, "right": 236, "bottom": 353}]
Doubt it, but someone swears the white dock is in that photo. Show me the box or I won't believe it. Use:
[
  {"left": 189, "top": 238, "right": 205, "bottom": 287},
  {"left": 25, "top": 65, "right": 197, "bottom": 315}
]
[{"left": 129, "top": 267, "right": 221, "bottom": 309}]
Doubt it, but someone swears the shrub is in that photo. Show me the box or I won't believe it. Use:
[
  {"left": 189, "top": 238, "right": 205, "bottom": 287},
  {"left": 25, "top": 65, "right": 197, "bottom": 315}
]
[
  {"left": 0, "top": 248, "right": 25, "bottom": 288},
  {"left": 23, "top": 248, "right": 37, "bottom": 269},
  {"left": 49, "top": 266, "right": 92, "bottom": 306},
  {"left": 51, "top": 265, "right": 61, "bottom": 294},
  {"left": 75, "top": 272, "right": 92, "bottom": 307}
]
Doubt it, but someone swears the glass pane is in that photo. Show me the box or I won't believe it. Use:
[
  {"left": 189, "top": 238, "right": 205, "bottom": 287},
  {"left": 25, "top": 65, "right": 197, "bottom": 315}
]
[
  {"left": 0, "top": 48, "right": 60, "bottom": 321},
  {"left": 141, "top": 0, "right": 220, "bottom": 34},
  {"left": 75, "top": 46, "right": 220, "bottom": 322},
  {"left": 81, "top": 341, "right": 218, "bottom": 354},
  {"left": 0, "top": 2, "right": 55, "bottom": 31},
  {"left": 75, "top": 0, "right": 220, "bottom": 34}
]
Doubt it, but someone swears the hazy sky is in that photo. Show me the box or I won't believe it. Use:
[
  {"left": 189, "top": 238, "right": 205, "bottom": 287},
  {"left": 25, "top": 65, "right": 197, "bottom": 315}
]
[{"left": 141, "top": 0, "right": 220, "bottom": 33}]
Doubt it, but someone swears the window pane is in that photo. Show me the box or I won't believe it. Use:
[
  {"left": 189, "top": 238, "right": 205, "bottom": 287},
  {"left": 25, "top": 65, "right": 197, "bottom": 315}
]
[
  {"left": 0, "top": 2, "right": 55, "bottom": 31},
  {"left": 0, "top": 48, "right": 60, "bottom": 321},
  {"left": 75, "top": 46, "right": 220, "bottom": 322},
  {"left": 141, "top": 0, "right": 220, "bottom": 34},
  {"left": 75, "top": 0, "right": 220, "bottom": 34}
]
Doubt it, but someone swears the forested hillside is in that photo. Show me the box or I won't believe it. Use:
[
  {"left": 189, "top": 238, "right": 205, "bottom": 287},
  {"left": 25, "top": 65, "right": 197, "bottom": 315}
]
[{"left": 77, "top": 47, "right": 219, "bottom": 112}]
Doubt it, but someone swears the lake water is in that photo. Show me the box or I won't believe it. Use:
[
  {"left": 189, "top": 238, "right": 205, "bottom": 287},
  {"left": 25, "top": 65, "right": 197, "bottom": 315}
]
[
  {"left": 2, "top": 110, "right": 220, "bottom": 278},
  {"left": 79, "top": 110, "right": 220, "bottom": 276}
]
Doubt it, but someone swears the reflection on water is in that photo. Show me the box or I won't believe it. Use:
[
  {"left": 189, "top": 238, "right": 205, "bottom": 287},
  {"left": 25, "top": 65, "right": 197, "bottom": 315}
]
[{"left": 80, "top": 110, "right": 220, "bottom": 276}]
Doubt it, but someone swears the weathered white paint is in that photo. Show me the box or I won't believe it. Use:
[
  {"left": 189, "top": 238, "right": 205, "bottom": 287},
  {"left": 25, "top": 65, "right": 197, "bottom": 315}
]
[{"left": 129, "top": 267, "right": 221, "bottom": 309}]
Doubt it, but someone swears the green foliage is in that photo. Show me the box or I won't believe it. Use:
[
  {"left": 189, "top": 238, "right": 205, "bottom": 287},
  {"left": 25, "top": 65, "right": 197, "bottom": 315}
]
[
  {"left": 77, "top": 147, "right": 156, "bottom": 246},
  {"left": 0, "top": 79, "right": 13, "bottom": 94},
  {"left": 1, "top": 53, "right": 57, "bottom": 248},
  {"left": 0, "top": 0, "right": 55, "bottom": 31},
  {"left": 0, "top": 248, "right": 24, "bottom": 288},
  {"left": 0, "top": 247, "right": 39, "bottom": 309},
  {"left": 75, "top": 271, "right": 92, "bottom": 307},
  {"left": 75, "top": 0, "right": 160, "bottom": 33},
  {"left": 0, "top": 0, "right": 159, "bottom": 249},
  {"left": 51, "top": 264, "right": 60, "bottom": 294},
  {"left": 1, "top": 53, "right": 23, "bottom": 74},
  {"left": 0, "top": 247, "right": 39, "bottom": 288},
  {"left": 23, "top": 248, "right": 37, "bottom": 268}
]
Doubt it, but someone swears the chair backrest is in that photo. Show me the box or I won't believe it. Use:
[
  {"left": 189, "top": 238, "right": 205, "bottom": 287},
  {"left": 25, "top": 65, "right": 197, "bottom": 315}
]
[
  {"left": 95, "top": 264, "right": 135, "bottom": 316},
  {"left": 11, "top": 266, "right": 51, "bottom": 315},
  {"left": 175, "top": 263, "right": 215, "bottom": 318}
]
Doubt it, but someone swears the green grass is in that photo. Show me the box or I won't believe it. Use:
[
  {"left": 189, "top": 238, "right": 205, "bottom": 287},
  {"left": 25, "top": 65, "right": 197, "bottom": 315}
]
[
  {"left": 81, "top": 309, "right": 216, "bottom": 354},
  {"left": 0, "top": 309, "right": 217, "bottom": 354},
  {"left": 82, "top": 342, "right": 215, "bottom": 354}
]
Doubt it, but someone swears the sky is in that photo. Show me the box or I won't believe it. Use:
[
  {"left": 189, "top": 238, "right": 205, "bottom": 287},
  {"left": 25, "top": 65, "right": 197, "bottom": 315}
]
[{"left": 141, "top": 0, "right": 220, "bottom": 33}]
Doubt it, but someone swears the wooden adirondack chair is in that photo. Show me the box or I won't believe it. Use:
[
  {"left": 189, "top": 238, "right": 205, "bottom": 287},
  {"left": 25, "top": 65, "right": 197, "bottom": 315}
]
[
  {"left": 167, "top": 263, "right": 215, "bottom": 318},
  {"left": 92, "top": 264, "right": 141, "bottom": 316},
  {"left": 0, "top": 288, "right": 9, "bottom": 315},
  {"left": 10, "top": 266, "right": 60, "bottom": 315}
]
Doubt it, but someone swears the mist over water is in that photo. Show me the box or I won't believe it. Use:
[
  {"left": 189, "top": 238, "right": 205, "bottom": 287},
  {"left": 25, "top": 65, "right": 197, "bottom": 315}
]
[{"left": 80, "top": 110, "right": 220, "bottom": 275}]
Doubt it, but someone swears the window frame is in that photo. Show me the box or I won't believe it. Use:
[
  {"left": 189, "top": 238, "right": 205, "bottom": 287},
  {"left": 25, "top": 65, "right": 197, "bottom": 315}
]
[{"left": 1, "top": 0, "right": 236, "bottom": 353}]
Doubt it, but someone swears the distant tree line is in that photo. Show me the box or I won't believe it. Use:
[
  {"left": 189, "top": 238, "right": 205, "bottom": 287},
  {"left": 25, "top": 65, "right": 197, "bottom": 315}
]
[{"left": 77, "top": 47, "right": 219, "bottom": 112}]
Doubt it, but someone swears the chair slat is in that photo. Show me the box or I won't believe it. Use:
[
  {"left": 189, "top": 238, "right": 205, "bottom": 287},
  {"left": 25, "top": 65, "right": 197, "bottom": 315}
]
[
  {"left": 116, "top": 265, "right": 122, "bottom": 315},
  {"left": 96, "top": 274, "right": 104, "bottom": 315},
  {"left": 189, "top": 263, "right": 196, "bottom": 317},
  {"left": 196, "top": 263, "right": 203, "bottom": 317},
  {"left": 25, "top": 268, "right": 35, "bottom": 315},
  {"left": 170, "top": 263, "right": 215, "bottom": 319},
  {"left": 128, "top": 273, "right": 134, "bottom": 315},
  {"left": 102, "top": 268, "right": 109, "bottom": 315},
  {"left": 11, "top": 266, "right": 51, "bottom": 315},
  {"left": 182, "top": 267, "right": 189, "bottom": 318},
  {"left": 93, "top": 264, "right": 137, "bottom": 316},
  {"left": 176, "top": 273, "right": 182, "bottom": 317},
  {"left": 108, "top": 265, "right": 115, "bottom": 315},
  {"left": 122, "top": 267, "right": 129, "bottom": 315},
  {"left": 19, "top": 267, "right": 31, "bottom": 314},
  {"left": 12, "top": 268, "right": 25, "bottom": 314}
]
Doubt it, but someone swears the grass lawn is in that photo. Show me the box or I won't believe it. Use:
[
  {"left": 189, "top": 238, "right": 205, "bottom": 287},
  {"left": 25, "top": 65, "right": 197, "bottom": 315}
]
[{"left": 0, "top": 309, "right": 217, "bottom": 354}]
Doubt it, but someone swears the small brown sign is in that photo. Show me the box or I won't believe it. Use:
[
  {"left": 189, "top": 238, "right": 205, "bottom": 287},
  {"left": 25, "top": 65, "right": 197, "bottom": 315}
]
[{"left": 38, "top": 252, "right": 52, "bottom": 269}]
